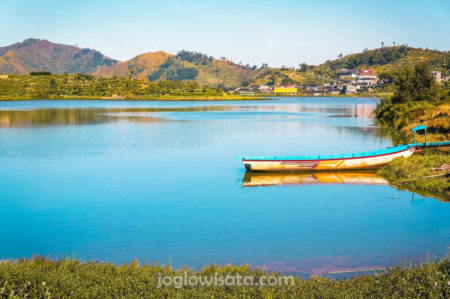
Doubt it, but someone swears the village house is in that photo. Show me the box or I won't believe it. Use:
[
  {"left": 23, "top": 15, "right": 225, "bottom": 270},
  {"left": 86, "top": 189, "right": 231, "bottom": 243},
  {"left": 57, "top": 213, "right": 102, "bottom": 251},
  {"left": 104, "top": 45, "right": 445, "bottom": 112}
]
[
  {"left": 274, "top": 87, "right": 297, "bottom": 95},
  {"left": 248, "top": 85, "right": 260, "bottom": 92},
  {"left": 343, "top": 84, "right": 358, "bottom": 94},
  {"left": 235, "top": 88, "right": 256, "bottom": 95},
  {"left": 356, "top": 67, "right": 378, "bottom": 86},
  {"left": 431, "top": 71, "right": 442, "bottom": 83},
  {"left": 259, "top": 85, "right": 273, "bottom": 94},
  {"left": 338, "top": 68, "right": 358, "bottom": 79},
  {"left": 223, "top": 86, "right": 236, "bottom": 93}
]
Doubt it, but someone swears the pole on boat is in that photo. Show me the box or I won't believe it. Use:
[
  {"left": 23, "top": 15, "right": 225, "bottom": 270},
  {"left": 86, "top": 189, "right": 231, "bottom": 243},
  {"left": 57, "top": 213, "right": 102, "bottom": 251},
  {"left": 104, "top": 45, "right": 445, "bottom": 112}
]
[{"left": 412, "top": 125, "right": 427, "bottom": 146}]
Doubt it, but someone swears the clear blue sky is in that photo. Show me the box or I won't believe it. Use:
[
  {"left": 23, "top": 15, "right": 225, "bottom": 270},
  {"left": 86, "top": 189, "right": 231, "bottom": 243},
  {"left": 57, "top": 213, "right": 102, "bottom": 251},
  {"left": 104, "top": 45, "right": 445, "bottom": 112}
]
[{"left": 1, "top": 0, "right": 449, "bottom": 67}]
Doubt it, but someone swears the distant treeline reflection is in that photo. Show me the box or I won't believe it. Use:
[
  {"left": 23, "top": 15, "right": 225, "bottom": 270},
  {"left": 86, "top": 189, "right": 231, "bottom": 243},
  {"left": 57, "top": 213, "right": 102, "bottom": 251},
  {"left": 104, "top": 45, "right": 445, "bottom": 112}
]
[{"left": 0, "top": 106, "right": 236, "bottom": 127}]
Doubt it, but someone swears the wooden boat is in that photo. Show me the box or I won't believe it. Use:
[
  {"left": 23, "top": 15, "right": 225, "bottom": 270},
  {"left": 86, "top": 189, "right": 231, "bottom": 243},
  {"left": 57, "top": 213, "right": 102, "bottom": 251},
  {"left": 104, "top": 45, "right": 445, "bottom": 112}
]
[
  {"left": 242, "top": 171, "right": 388, "bottom": 187},
  {"left": 241, "top": 144, "right": 416, "bottom": 172}
]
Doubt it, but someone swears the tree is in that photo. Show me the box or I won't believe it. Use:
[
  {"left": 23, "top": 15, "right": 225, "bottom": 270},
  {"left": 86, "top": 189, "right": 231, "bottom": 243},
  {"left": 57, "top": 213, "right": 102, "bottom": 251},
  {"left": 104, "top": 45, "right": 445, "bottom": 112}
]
[
  {"left": 30, "top": 71, "right": 52, "bottom": 76},
  {"left": 298, "top": 63, "right": 308, "bottom": 72},
  {"left": 49, "top": 78, "right": 58, "bottom": 95},
  {"left": 391, "top": 63, "right": 439, "bottom": 104},
  {"left": 338, "top": 53, "right": 343, "bottom": 59},
  {"left": 381, "top": 41, "right": 384, "bottom": 48}
]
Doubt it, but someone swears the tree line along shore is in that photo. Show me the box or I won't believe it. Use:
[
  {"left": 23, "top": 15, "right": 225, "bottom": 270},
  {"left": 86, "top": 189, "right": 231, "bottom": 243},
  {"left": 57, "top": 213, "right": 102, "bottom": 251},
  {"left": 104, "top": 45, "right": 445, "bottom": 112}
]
[
  {"left": 0, "top": 73, "right": 264, "bottom": 101},
  {"left": 0, "top": 71, "right": 411, "bottom": 101}
]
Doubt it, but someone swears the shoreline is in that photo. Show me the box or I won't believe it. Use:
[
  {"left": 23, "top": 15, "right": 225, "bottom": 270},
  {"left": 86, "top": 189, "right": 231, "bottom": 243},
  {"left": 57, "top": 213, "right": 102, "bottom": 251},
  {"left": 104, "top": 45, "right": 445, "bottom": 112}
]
[
  {"left": 0, "top": 256, "right": 448, "bottom": 297},
  {"left": 0, "top": 94, "right": 387, "bottom": 101},
  {"left": 378, "top": 150, "right": 450, "bottom": 201},
  {"left": 0, "top": 96, "right": 269, "bottom": 102}
]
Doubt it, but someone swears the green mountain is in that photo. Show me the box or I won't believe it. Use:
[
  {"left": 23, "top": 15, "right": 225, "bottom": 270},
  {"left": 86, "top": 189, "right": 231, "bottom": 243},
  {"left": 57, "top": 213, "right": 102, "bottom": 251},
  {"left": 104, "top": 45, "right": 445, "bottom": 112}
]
[{"left": 0, "top": 38, "right": 117, "bottom": 74}]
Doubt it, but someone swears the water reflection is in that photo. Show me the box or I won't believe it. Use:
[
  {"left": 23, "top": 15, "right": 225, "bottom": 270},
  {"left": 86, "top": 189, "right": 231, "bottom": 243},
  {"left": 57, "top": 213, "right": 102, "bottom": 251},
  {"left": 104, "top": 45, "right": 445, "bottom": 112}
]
[
  {"left": 255, "top": 256, "right": 387, "bottom": 277},
  {"left": 0, "top": 102, "right": 376, "bottom": 128},
  {"left": 242, "top": 171, "right": 388, "bottom": 187},
  {"left": 0, "top": 107, "right": 233, "bottom": 127}
]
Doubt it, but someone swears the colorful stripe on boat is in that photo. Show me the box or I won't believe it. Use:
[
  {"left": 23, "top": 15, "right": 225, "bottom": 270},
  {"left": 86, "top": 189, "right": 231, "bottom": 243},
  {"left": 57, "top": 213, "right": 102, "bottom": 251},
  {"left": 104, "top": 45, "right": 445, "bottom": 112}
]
[{"left": 241, "top": 144, "right": 416, "bottom": 172}]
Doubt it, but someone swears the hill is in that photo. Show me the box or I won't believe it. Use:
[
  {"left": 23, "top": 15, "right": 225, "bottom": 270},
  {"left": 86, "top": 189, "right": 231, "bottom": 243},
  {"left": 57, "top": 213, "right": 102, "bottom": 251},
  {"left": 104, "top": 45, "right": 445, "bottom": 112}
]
[
  {"left": 0, "top": 38, "right": 117, "bottom": 74},
  {"left": 93, "top": 50, "right": 259, "bottom": 87},
  {"left": 316, "top": 46, "right": 449, "bottom": 77},
  {"left": 244, "top": 46, "right": 449, "bottom": 87},
  {"left": 91, "top": 51, "right": 172, "bottom": 78}
]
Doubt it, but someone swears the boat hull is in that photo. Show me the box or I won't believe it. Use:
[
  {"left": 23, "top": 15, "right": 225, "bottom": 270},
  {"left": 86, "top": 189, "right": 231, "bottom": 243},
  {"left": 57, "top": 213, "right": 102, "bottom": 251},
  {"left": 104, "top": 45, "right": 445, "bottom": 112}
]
[{"left": 243, "top": 146, "right": 415, "bottom": 172}]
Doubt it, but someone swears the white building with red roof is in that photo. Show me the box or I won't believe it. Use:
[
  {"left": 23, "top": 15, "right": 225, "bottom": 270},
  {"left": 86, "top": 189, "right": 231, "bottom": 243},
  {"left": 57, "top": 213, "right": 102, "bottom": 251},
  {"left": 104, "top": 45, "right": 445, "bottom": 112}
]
[{"left": 357, "top": 67, "right": 378, "bottom": 86}]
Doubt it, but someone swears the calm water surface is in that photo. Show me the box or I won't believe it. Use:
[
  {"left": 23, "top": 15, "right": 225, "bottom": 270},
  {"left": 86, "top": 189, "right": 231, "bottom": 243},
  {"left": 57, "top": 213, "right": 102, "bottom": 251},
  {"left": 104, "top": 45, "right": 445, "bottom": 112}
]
[{"left": 0, "top": 98, "right": 449, "bottom": 276}]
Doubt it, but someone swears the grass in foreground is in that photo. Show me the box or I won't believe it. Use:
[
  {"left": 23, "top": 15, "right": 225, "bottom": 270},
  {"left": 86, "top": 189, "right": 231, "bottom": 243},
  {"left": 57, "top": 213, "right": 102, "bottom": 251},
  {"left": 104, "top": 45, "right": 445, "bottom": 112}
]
[
  {"left": 0, "top": 257, "right": 449, "bottom": 298},
  {"left": 378, "top": 151, "right": 450, "bottom": 200}
]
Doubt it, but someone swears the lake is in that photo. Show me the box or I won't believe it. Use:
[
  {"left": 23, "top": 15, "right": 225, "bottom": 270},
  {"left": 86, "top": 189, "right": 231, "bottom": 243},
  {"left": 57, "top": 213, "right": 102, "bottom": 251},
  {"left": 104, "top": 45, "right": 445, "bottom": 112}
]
[{"left": 0, "top": 98, "right": 449, "bottom": 277}]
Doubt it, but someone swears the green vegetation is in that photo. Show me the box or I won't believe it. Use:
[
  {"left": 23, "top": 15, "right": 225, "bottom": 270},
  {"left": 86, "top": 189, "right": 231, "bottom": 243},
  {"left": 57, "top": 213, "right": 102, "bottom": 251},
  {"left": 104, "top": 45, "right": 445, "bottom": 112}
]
[
  {"left": 317, "top": 46, "right": 450, "bottom": 79},
  {"left": 379, "top": 151, "right": 450, "bottom": 200},
  {"left": 375, "top": 63, "right": 449, "bottom": 142},
  {"left": 30, "top": 71, "right": 52, "bottom": 76},
  {"left": 251, "top": 67, "right": 325, "bottom": 87},
  {"left": 322, "top": 46, "right": 411, "bottom": 71},
  {"left": 375, "top": 63, "right": 449, "bottom": 199},
  {"left": 176, "top": 50, "right": 214, "bottom": 65},
  {"left": 0, "top": 74, "right": 262, "bottom": 100},
  {"left": 148, "top": 57, "right": 200, "bottom": 81},
  {"left": 0, "top": 256, "right": 449, "bottom": 297}
]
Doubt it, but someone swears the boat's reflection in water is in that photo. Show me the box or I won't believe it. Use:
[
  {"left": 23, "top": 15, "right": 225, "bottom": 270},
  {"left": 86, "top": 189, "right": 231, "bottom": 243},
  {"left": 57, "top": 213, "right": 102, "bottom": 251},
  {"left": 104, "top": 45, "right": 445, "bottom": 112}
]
[{"left": 242, "top": 171, "right": 388, "bottom": 187}]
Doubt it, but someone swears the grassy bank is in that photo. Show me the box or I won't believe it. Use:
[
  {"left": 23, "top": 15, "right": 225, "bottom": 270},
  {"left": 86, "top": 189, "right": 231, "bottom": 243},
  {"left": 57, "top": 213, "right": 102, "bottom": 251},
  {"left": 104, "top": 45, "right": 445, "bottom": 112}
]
[
  {"left": 0, "top": 257, "right": 449, "bottom": 298},
  {"left": 376, "top": 100, "right": 450, "bottom": 143},
  {"left": 378, "top": 151, "right": 450, "bottom": 200}
]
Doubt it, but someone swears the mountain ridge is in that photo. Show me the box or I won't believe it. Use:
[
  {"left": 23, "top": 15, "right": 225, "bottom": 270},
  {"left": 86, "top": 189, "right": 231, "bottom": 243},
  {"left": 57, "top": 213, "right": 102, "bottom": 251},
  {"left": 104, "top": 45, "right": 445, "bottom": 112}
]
[
  {"left": 91, "top": 51, "right": 173, "bottom": 78},
  {"left": 0, "top": 39, "right": 448, "bottom": 87},
  {"left": 0, "top": 38, "right": 117, "bottom": 75}
]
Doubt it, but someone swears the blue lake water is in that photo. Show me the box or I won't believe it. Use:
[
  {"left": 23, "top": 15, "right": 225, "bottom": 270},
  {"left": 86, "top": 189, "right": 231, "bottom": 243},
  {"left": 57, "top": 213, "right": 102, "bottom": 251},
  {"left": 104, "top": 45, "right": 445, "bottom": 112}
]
[{"left": 0, "top": 98, "right": 449, "bottom": 276}]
